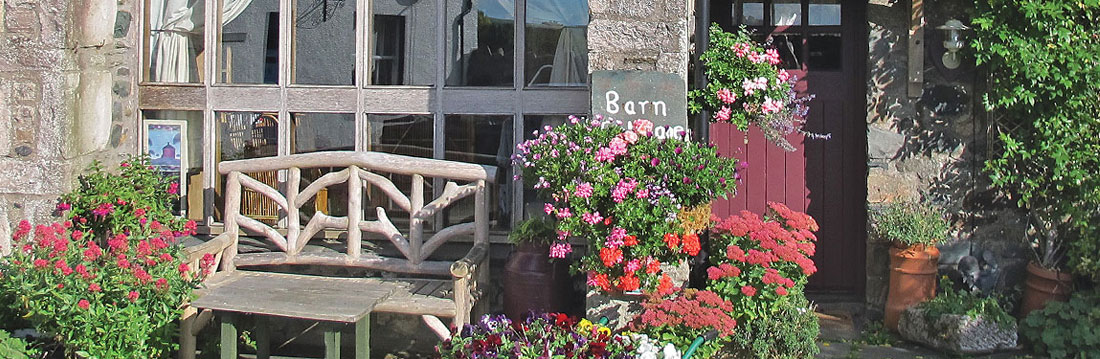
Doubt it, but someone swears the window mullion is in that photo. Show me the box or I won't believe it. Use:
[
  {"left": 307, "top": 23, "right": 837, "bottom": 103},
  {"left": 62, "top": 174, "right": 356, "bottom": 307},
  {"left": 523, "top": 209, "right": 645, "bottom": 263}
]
[
  {"left": 202, "top": 0, "right": 219, "bottom": 225},
  {"left": 356, "top": 0, "right": 368, "bottom": 151}
]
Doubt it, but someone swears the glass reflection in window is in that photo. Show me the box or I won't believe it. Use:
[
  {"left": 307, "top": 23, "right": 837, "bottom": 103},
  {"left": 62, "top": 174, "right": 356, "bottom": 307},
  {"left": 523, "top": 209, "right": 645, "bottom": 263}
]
[
  {"left": 219, "top": 0, "right": 281, "bottom": 84},
  {"left": 524, "top": 0, "right": 588, "bottom": 87},
  {"left": 292, "top": 113, "right": 356, "bottom": 153},
  {"left": 445, "top": 115, "right": 513, "bottom": 229},
  {"left": 446, "top": 0, "right": 515, "bottom": 87},
  {"left": 215, "top": 112, "right": 280, "bottom": 223},
  {"left": 808, "top": 33, "right": 841, "bottom": 70},
  {"left": 809, "top": 0, "right": 841, "bottom": 26},
  {"left": 772, "top": 0, "right": 801, "bottom": 26},
  {"left": 147, "top": 0, "right": 205, "bottom": 82},
  {"left": 293, "top": 0, "right": 357, "bottom": 85},
  {"left": 741, "top": 1, "right": 764, "bottom": 26},
  {"left": 371, "top": 0, "right": 437, "bottom": 86},
  {"left": 770, "top": 34, "right": 803, "bottom": 70}
]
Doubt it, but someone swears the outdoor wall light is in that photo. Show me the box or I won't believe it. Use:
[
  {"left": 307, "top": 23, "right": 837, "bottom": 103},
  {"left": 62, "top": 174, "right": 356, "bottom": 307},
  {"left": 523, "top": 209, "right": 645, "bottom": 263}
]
[{"left": 937, "top": 19, "right": 969, "bottom": 69}]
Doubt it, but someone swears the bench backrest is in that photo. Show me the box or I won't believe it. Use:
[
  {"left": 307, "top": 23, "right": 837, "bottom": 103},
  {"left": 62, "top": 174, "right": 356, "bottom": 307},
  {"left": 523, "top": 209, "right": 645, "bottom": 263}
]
[{"left": 217, "top": 151, "right": 497, "bottom": 277}]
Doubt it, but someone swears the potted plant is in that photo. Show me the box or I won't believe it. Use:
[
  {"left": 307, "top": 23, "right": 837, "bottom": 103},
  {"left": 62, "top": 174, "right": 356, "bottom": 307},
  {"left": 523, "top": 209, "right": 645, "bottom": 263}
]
[
  {"left": 871, "top": 201, "right": 949, "bottom": 331},
  {"left": 502, "top": 217, "right": 572, "bottom": 321},
  {"left": 1016, "top": 208, "right": 1075, "bottom": 318}
]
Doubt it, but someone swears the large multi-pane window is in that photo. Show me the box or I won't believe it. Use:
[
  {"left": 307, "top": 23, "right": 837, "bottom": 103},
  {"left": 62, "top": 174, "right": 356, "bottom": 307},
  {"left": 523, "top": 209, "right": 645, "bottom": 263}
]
[{"left": 139, "top": 0, "right": 590, "bottom": 233}]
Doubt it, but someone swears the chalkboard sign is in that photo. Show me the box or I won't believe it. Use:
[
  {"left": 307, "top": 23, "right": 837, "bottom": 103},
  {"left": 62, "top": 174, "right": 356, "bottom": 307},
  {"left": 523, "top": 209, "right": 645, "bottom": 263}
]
[{"left": 591, "top": 71, "right": 689, "bottom": 139}]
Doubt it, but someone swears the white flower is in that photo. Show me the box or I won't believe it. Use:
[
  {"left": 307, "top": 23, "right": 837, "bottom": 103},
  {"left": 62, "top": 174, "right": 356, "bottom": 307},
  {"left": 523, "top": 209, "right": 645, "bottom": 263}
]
[{"left": 662, "top": 343, "right": 682, "bottom": 359}]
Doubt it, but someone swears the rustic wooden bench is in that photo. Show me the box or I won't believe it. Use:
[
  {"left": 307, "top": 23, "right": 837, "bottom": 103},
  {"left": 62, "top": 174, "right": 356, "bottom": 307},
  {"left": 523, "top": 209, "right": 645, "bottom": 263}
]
[{"left": 178, "top": 151, "right": 496, "bottom": 359}]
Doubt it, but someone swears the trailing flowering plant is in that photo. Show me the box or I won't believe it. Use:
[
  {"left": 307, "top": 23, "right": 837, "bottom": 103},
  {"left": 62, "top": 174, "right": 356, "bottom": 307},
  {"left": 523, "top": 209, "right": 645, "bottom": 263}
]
[
  {"left": 705, "top": 202, "right": 819, "bottom": 321},
  {"left": 635, "top": 289, "right": 738, "bottom": 358},
  {"left": 514, "top": 116, "right": 739, "bottom": 296},
  {"left": 0, "top": 220, "right": 209, "bottom": 358},
  {"left": 689, "top": 24, "right": 821, "bottom": 151},
  {"left": 59, "top": 156, "right": 193, "bottom": 238},
  {"left": 437, "top": 313, "right": 636, "bottom": 359}
]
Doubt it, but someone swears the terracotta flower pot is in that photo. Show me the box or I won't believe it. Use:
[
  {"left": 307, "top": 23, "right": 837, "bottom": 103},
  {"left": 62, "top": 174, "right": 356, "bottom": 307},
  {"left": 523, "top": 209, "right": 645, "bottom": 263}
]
[
  {"left": 503, "top": 243, "right": 572, "bottom": 321},
  {"left": 1018, "top": 261, "right": 1073, "bottom": 319},
  {"left": 884, "top": 244, "right": 940, "bottom": 331}
]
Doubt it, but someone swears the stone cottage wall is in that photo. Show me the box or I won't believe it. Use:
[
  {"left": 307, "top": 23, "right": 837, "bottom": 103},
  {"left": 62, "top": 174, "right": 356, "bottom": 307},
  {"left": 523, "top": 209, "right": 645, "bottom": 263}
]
[
  {"left": 864, "top": 0, "right": 1029, "bottom": 318},
  {"left": 0, "top": 0, "right": 138, "bottom": 254},
  {"left": 588, "top": 0, "right": 693, "bottom": 81}
]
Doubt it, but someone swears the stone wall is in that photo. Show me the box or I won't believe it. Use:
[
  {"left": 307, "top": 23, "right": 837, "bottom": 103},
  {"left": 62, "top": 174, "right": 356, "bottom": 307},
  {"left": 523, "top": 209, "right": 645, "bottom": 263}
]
[
  {"left": 864, "top": 0, "right": 1029, "bottom": 318},
  {"left": 588, "top": 0, "right": 693, "bottom": 81},
  {"left": 0, "top": 0, "right": 138, "bottom": 254}
]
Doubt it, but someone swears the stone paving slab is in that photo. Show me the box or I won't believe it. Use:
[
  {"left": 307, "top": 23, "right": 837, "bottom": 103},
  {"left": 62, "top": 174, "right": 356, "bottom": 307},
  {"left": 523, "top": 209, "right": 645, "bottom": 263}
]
[{"left": 817, "top": 341, "right": 1039, "bottom": 359}]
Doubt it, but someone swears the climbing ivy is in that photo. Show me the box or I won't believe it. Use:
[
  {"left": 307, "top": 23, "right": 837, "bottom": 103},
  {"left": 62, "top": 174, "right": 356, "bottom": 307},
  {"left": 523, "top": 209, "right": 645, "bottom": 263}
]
[{"left": 972, "top": 0, "right": 1100, "bottom": 279}]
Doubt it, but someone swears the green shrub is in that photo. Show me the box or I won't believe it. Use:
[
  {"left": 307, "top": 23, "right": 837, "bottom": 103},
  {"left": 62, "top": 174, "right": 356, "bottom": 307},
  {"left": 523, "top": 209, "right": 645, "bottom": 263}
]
[
  {"left": 0, "top": 330, "right": 39, "bottom": 359},
  {"left": 869, "top": 201, "right": 948, "bottom": 247},
  {"left": 1021, "top": 289, "right": 1100, "bottom": 358},
  {"left": 507, "top": 217, "right": 557, "bottom": 245},
  {"left": 718, "top": 291, "right": 820, "bottom": 359},
  {"left": 973, "top": 0, "right": 1100, "bottom": 278},
  {"left": 0, "top": 157, "right": 204, "bottom": 358}
]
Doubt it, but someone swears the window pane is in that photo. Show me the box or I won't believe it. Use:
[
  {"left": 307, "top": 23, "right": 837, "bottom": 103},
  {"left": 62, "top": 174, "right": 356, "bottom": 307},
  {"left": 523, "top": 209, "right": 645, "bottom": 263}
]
[
  {"left": 446, "top": 0, "right": 515, "bottom": 87},
  {"left": 741, "top": 1, "right": 764, "bottom": 26},
  {"left": 292, "top": 113, "right": 356, "bottom": 153},
  {"left": 370, "top": 0, "right": 437, "bottom": 86},
  {"left": 771, "top": 33, "right": 803, "bottom": 70},
  {"left": 808, "top": 33, "right": 841, "bottom": 70},
  {"left": 809, "top": 0, "right": 841, "bottom": 26},
  {"left": 366, "top": 114, "right": 434, "bottom": 157},
  {"left": 772, "top": 0, "right": 801, "bottom": 26},
  {"left": 147, "top": 0, "right": 205, "bottom": 82},
  {"left": 143, "top": 110, "right": 203, "bottom": 220},
  {"left": 293, "top": 0, "right": 356, "bottom": 85},
  {"left": 524, "top": 0, "right": 588, "bottom": 87},
  {"left": 216, "top": 111, "right": 280, "bottom": 222},
  {"left": 444, "top": 115, "right": 513, "bottom": 229},
  {"left": 219, "top": 1, "right": 280, "bottom": 84}
]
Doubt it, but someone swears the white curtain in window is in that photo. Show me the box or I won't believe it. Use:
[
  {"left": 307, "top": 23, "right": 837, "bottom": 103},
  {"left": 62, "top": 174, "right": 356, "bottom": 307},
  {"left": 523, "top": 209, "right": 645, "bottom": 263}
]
[
  {"left": 549, "top": 27, "right": 586, "bottom": 86},
  {"left": 149, "top": 0, "right": 254, "bottom": 82}
]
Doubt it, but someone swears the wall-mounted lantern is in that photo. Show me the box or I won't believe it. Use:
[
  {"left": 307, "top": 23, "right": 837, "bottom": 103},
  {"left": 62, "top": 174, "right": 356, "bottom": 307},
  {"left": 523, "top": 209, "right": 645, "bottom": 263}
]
[{"left": 937, "top": 19, "right": 969, "bottom": 69}]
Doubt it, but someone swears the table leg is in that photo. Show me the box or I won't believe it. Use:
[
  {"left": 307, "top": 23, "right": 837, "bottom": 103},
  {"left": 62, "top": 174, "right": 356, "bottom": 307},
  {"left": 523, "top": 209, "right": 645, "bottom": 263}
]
[
  {"left": 323, "top": 323, "right": 341, "bottom": 359},
  {"left": 355, "top": 315, "right": 370, "bottom": 359},
  {"left": 220, "top": 313, "right": 237, "bottom": 359},
  {"left": 255, "top": 316, "right": 270, "bottom": 359}
]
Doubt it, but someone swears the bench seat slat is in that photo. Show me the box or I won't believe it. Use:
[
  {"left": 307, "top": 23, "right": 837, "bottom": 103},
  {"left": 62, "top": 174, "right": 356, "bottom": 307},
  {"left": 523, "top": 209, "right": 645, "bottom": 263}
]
[
  {"left": 191, "top": 272, "right": 394, "bottom": 323},
  {"left": 373, "top": 279, "right": 456, "bottom": 317}
]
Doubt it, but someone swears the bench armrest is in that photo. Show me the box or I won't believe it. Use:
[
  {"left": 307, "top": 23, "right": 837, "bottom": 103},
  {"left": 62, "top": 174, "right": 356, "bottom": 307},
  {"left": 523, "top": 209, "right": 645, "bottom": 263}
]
[
  {"left": 182, "top": 232, "right": 235, "bottom": 279},
  {"left": 449, "top": 242, "right": 489, "bottom": 278}
]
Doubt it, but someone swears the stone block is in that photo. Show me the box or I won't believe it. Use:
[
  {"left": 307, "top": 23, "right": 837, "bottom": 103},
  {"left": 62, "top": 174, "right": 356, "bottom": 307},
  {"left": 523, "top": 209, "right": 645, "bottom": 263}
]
[
  {"left": 867, "top": 125, "right": 905, "bottom": 162},
  {"left": 898, "top": 307, "right": 1017, "bottom": 355},
  {"left": 0, "top": 200, "right": 9, "bottom": 256},
  {"left": 4, "top": 6, "right": 38, "bottom": 33},
  {"left": 590, "top": 0, "right": 657, "bottom": 19},
  {"left": 73, "top": 70, "right": 112, "bottom": 154},
  {"left": 0, "top": 158, "right": 67, "bottom": 195},
  {"left": 74, "top": 0, "right": 116, "bottom": 46},
  {"left": 588, "top": 19, "right": 684, "bottom": 53}
]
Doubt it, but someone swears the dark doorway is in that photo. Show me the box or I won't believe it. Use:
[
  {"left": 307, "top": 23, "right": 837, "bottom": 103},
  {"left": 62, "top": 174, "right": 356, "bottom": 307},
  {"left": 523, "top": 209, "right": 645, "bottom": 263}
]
[{"left": 704, "top": 0, "right": 867, "bottom": 295}]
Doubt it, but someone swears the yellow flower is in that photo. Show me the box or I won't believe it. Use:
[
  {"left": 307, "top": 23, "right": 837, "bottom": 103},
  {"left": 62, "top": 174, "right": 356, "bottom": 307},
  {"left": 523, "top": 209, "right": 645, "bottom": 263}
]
[
  {"left": 597, "top": 326, "right": 612, "bottom": 336},
  {"left": 577, "top": 319, "right": 593, "bottom": 332}
]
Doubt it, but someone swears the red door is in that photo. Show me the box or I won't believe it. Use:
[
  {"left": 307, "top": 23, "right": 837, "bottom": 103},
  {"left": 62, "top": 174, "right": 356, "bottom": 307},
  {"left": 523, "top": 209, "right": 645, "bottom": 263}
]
[{"left": 707, "top": 0, "right": 867, "bottom": 294}]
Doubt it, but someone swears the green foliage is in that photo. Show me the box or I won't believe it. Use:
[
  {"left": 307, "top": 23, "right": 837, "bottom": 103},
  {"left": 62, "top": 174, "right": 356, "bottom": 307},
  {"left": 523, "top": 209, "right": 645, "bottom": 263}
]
[
  {"left": 973, "top": 0, "right": 1100, "bottom": 277},
  {"left": 0, "top": 330, "right": 39, "bottom": 359},
  {"left": 718, "top": 291, "right": 820, "bottom": 359},
  {"left": 917, "top": 277, "right": 1015, "bottom": 330},
  {"left": 508, "top": 217, "right": 557, "bottom": 245},
  {"left": 638, "top": 289, "right": 739, "bottom": 358},
  {"left": 857, "top": 321, "right": 899, "bottom": 346},
  {"left": 869, "top": 201, "right": 949, "bottom": 247},
  {"left": 1021, "top": 289, "right": 1100, "bottom": 358},
  {"left": 59, "top": 156, "right": 193, "bottom": 238}
]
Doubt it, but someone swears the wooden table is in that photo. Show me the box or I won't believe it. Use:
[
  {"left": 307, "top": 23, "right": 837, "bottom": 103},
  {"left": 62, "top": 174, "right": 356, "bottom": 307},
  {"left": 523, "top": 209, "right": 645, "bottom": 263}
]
[{"left": 191, "top": 271, "right": 396, "bottom": 359}]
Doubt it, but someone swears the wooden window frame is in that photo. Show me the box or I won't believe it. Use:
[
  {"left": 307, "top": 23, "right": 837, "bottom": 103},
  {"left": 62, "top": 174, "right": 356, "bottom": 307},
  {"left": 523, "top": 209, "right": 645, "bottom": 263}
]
[{"left": 137, "top": 0, "right": 590, "bottom": 230}]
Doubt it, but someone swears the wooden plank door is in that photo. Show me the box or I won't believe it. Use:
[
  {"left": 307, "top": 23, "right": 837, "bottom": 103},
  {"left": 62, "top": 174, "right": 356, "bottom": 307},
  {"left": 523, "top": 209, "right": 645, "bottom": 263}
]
[{"left": 707, "top": 0, "right": 866, "bottom": 294}]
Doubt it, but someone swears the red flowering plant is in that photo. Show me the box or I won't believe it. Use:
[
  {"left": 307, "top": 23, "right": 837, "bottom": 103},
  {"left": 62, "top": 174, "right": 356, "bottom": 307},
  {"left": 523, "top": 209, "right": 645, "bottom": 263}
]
[
  {"left": 634, "top": 289, "right": 739, "bottom": 358},
  {"left": 688, "top": 25, "right": 823, "bottom": 151},
  {"left": 0, "top": 220, "right": 209, "bottom": 358},
  {"left": 58, "top": 156, "right": 193, "bottom": 239},
  {"left": 514, "top": 116, "right": 740, "bottom": 296},
  {"left": 705, "top": 202, "right": 819, "bottom": 321},
  {"left": 437, "top": 313, "right": 636, "bottom": 359}
]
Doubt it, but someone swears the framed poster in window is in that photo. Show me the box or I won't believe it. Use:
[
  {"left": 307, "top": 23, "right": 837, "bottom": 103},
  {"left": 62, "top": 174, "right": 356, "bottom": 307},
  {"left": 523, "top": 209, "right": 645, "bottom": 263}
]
[{"left": 144, "top": 120, "right": 188, "bottom": 200}]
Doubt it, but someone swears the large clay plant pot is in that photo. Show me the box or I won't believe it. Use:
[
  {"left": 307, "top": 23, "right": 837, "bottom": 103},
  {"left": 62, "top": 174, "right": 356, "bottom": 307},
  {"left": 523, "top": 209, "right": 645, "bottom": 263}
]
[
  {"left": 884, "top": 244, "right": 940, "bottom": 331},
  {"left": 1018, "top": 261, "right": 1073, "bottom": 318},
  {"left": 503, "top": 243, "right": 572, "bottom": 321}
]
